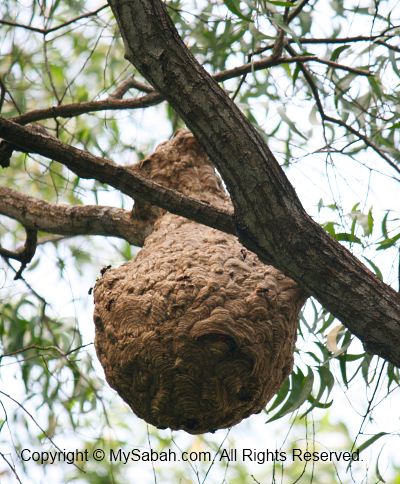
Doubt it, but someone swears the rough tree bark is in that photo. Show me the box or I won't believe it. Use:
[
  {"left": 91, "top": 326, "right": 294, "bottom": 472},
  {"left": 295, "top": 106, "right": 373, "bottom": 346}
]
[
  {"left": 0, "top": 187, "right": 148, "bottom": 247},
  {"left": 107, "top": 0, "right": 400, "bottom": 365}
]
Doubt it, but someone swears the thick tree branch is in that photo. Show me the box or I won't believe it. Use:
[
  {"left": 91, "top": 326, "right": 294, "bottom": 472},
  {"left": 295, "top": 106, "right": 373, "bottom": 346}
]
[
  {"left": 8, "top": 92, "right": 163, "bottom": 125},
  {"left": 0, "top": 118, "right": 235, "bottom": 237},
  {"left": 107, "top": 0, "right": 400, "bottom": 366},
  {"left": 0, "top": 186, "right": 153, "bottom": 247}
]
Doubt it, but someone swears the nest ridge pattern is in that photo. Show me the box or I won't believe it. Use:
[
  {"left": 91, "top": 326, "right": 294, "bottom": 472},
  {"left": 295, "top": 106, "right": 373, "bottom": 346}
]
[{"left": 94, "top": 130, "right": 305, "bottom": 434}]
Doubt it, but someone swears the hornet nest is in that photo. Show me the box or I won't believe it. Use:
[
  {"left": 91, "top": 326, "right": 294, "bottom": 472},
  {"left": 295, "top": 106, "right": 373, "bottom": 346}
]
[{"left": 93, "top": 130, "right": 306, "bottom": 434}]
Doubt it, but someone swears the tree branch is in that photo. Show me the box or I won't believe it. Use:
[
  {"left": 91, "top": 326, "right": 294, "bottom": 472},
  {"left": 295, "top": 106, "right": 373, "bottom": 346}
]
[
  {"left": 284, "top": 44, "right": 400, "bottom": 177},
  {"left": 215, "top": 55, "right": 371, "bottom": 82},
  {"left": 0, "top": 78, "right": 6, "bottom": 112},
  {"left": 252, "top": 29, "right": 400, "bottom": 57},
  {"left": 287, "top": 0, "right": 312, "bottom": 23},
  {"left": 109, "top": 76, "right": 154, "bottom": 98},
  {"left": 0, "top": 224, "right": 37, "bottom": 279},
  {"left": 0, "top": 186, "right": 155, "bottom": 247},
  {"left": 8, "top": 92, "right": 163, "bottom": 125},
  {"left": 0, "top": 55, "right": 368, "bottom": 131},
  {"left": 106, "top": 0, "right": 400, "bottom": 366},
  {"left": 0, "top": 5, "right": 109, "bottom": 36},
  {"left": 0, "top": 118, "right": 235, "bottom": 237}
]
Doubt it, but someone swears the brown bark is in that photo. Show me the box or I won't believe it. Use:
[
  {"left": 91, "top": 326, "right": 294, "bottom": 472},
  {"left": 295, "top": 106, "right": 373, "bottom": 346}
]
[
  {"left": 0, "top": 118, "right": 235, "bottom": 237},
  {"left": 107, "top": 0, "right": 400, "bottom": 366},
  {"left": 0, "top": 186, "right": 149, "bottom": 246}
]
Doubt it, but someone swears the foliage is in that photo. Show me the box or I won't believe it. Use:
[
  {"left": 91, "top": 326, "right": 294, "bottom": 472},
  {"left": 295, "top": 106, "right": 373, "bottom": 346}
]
[{"left": 0, "top": 0, "right": 399, "bottom": 482}]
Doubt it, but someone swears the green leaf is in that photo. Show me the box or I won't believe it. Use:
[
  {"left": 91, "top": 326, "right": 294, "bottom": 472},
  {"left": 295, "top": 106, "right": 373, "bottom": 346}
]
[
  {"left": 267, "top": 0, "right": 295, "bottom": 6},
  {"left": 292, "top": 63, "right": 301, "bottom": 86},
  {"left": 362, "top": 257, "right": 383, "bottom": 281},
  {"left": 339, "top": 355, "right": 349, "bottom": 387},
  {"left": 355, "top": 432, "right": 388, "bottom": 455},
  {"left": 121, "top": 241, "right": 133, "bottom": 261},
  {"left": 267, "top": 368, "right": 314, "bottom": 422},
  {"left": 317, "top": 366, "right": 335, "bottom": 398},
  {"left": 322, "top": 221, "right": 338, "bottom": 236},
  {"left": 389, "top": 49, "right": 400, "bottom": 77},
  {"left": 223, "top": 0, "right": 252, "bottom": 21},
  {"left": 387, "top": 364, "right": 400, "bottom": 389},
  {"left": 334, "top": 233, "right": 362, "bottom": 244},
  {"left": 375, "top": 447, "right": 386, "bottom": 483},
  {"left": 368, "top": 76, "right": 383, "bottom": 98},
  {"left": 377, "top": 232, "right": 400, "bottom": 250},
  {"left": 267, "top": 376, "right": 290, "bottom": 412},
  {"left": 361, "top": 353, "right": 374, "bottom": 385},
  {"left": 330, "top": 45, "right": 351, "bottom": 61},
  {"left": 305, "top": 395, "right": 333, "bottom": 410},
  {"left": 381, "top": 211, "right": 389, "bottom": 238},
  {"left": 368, "top": 208, "right": 374, "bottom": 235}
]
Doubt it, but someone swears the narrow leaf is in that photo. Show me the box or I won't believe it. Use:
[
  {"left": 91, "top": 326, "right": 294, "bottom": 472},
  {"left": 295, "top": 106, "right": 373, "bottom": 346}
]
[{"left": 224, "top": 0, "right": 252, "bottom": 21}]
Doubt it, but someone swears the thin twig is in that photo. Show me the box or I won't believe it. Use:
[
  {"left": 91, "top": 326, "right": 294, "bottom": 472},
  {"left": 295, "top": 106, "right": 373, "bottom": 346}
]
[
  {"left": 287, "top": 0, "right": 312, "bottom": 23},
  {"left": 0, "top": 78, "right": 6, "bottom": 112},
  {"left": 0, "top": 227, "right": 37, "bottom": 279},
  {"left": 110, "top": 76, "right": 154, "bottom": 98},
  {"left": 0, "top": 453, "right": 23, "bottom": 484},
  {"left": 285, "top": 44, "right": 400, "bottom": 176},
  {"left": 2, "top": 55, "right": 368, "bottom": 129},
  {"left": 0, "top": 5, "right": 108, "bottom": 36},
  {"left": 0, "top": 342, "right": 93, "bottom": 359},
  {"left": 252, "top": 27, "right": 400, "bottom": 56},
  {"left": 323, "top": 113, "right": 400, "bottom": 175},
  {"left": 0, "top": 390, "right": 84, "bottom": 472},
  {"left": 3, "top": 258, "right": 48, "bottom": 311}
]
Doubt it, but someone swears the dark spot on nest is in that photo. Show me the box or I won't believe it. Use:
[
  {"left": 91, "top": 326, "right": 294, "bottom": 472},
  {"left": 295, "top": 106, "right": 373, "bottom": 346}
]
[
  {"left": 256, "top": 287, "right": 270, "bottom": 297},
  {"left": 100, "top": 265, "right": 112, "bottom": 276},
  {"left": 94, "top": 316, "right": 104, "bottom": 331},
  {"left": 106, "top": 298, "right": 115, "bottom": 311},
  {"left": 237, "top": 388, "right": 253, "bottom": 402},
  {"left": 108, "top": 333, "right": 117, "bottom": 344},
  {"left": 185, "top": 418, "right": 199, "bottom": 430},
  {"left": 197, "top": 333, "right": 238, "bottom": 353}
]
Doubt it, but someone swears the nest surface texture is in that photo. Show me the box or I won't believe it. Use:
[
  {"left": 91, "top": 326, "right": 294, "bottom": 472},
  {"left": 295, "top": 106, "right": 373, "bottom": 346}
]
[{"left": 94, "top": 130, "right": 305, "bottom": 434}]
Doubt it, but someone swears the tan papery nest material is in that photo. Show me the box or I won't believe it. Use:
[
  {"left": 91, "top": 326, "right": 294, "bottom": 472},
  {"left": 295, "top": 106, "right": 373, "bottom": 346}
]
[{"left": 93, "top": 130, "right": 306, "bottom": 434}]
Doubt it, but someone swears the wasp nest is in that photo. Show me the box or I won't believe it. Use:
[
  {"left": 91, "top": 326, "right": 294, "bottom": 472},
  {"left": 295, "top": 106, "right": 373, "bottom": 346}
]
[{"left": 93, "top": 130, "right": 306, "bottom": 434}]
